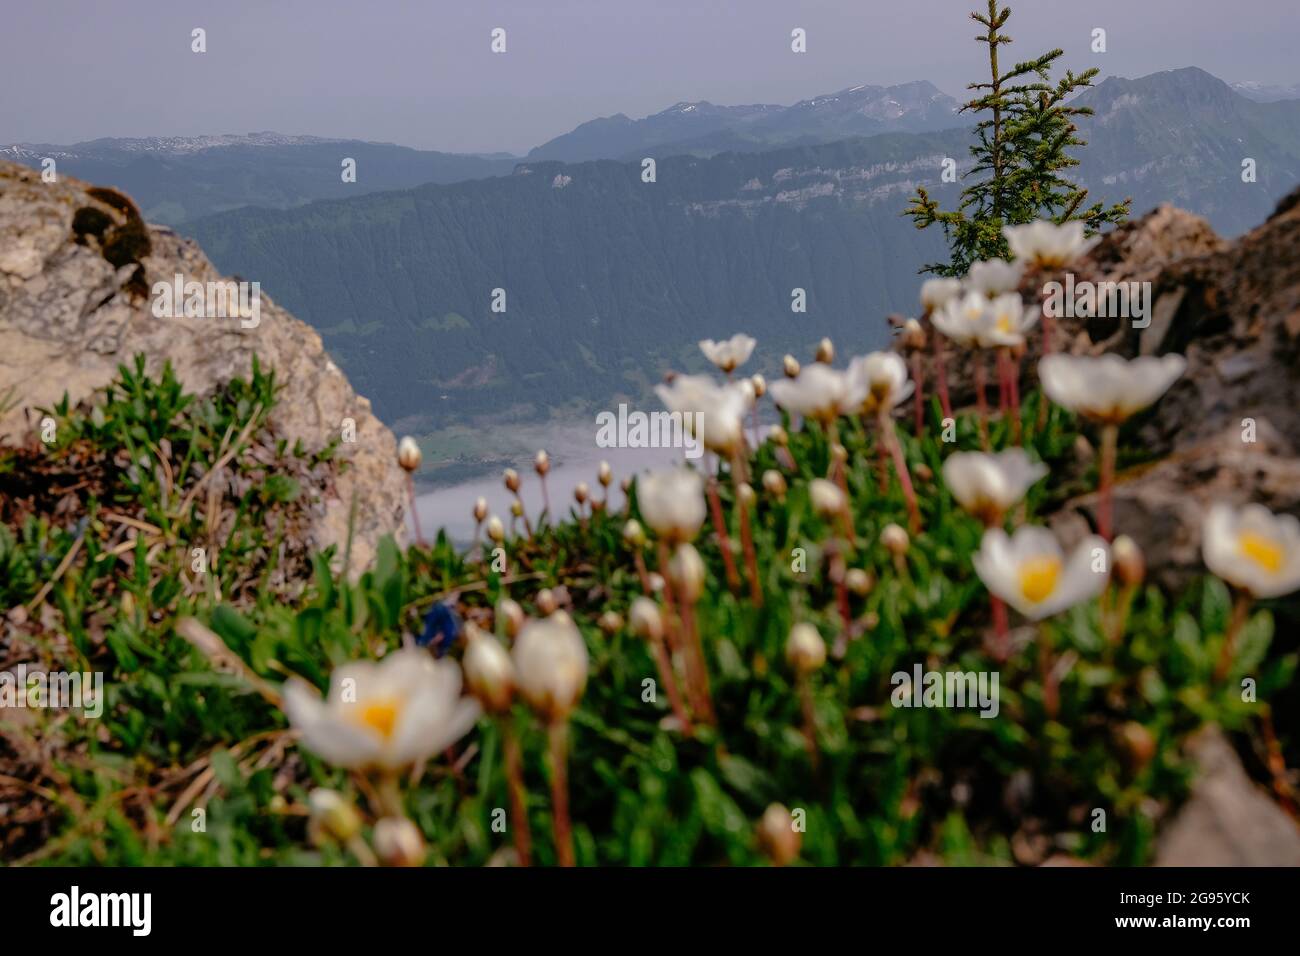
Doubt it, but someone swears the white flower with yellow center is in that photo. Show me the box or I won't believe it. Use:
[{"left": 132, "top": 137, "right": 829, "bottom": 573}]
[
  {"left": 1004, "top": 220, "right": 1090, "bottom": 269},
  {"left": 975, "top": 293, "right": 1039, "bottom": 348},
  {"left": 699, "top": 333, "right": 757, "bottom": 373},
  {"left": 637, "top": 467, "right": 707, "bottom": 542},
  {"left": 848, "top": 351, "right": 913, "bottom": 414},
  {"left": 965, "top": 258, "right": 1025, "bottom": 299},
  {"left": 973, "top": 526, "right": 1109, "bottom": 621},
  {"left": 933, "top": 292, "right": 988, "bottom": 347},
  {"left": 283, "top": 649, "right": 481, "bottom": 771},
  {"left": 1202, "top": 503, "right": 1300, "bottom": 598},
  {"left": 943, "top": 449, "right": 1048, "bottom": 523},
  {"left": 1039, "top": 353, "right": 1186, "bottom": 424},
  {"left": 920, "top": 277, "right": 964, "bottom": 314},
  {"left": 768, "top": 363, "right": 865, "bottom": 422},
  {"left": 654, "top": 373, "right": 750, "bottom": 456}
]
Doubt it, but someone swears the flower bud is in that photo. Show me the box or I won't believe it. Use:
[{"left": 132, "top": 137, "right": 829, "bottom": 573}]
[
  {"left": 534, "top": 449, "right": 550, "bottom": 476},
  {"left": 473, "top": 496, "right": 488, "bottom": 523},
  {"left": 536, "top": 588, "right": 558, "bottom": 617},
  {"left": 373, "top": 816, "right": 426, "bottom": 867},
  {"left": 598, "top": 610, "right": 624, "bottom": 635},
  {"left": 830, "top": 442, "right": 848, "bottom": 466},
  {"left": 769, "top": 424, "right": 789, "bottom": 446},
  {"left": 510, "top": 499, "right": 524, "bottom": 518},
  {"left": 881, "top": 523, "right": 909, "bottom": 557},
  {"left": 736, "top": 482, "right": 756, "bottom": 508},
  {"left": 503, "top": 468, "right": 521, "bottom": 493},
  {"left": 914, "top": 462, "right": 934, "bottom": 483},
  {"left": 620, "top": 476, "right": 633, "bottom": 494},
  {"left": 762, "top": 469, "right": 788, "bottom": 501},
  {"left": 496, "top": 598, "right": 524, "bottom": 638},
  {"left": 845, "top": 568, "right": 874, "bottom": 596},
  {"left": 647, "top": 572, "right": 665, "bottom": 593},
  {"left": 668, "top": 543, "right": 706, "bottom": 604},
  {"left": 513, "top": 613, "right": 589, "bottom": 722},
  {"left": 757, "top": 803, "right": 801, "bottom": 866},
  {"left": 623, "top": 518, "right": 647, "bottom": 548},
  {"left": 1113, "top": 534, "right": 1145, "bottom": 588},
  {"left": 786, "top": 622, "right": 826, "bottom": 675},
  {"left": 783, "top": 354, "right": 801, "bottom": 379},
  {"left": 397, "top": 436, "right": 422, "bottom": 473},
  {"left": 1120, "top": 721, "right": 1156, "bottom": 770},
  {"left": 486, "top": 515, "right": 505, "bottom": 543},
  {"left": 574, "top": 482, "right": 590, "bottom": 505},
  {"left": 815, "top": 337, "right": 835, "bottom": 364},
  {"left": 597, "top": 461, "right": 613, "bottom": 488},
  {"left": 629, "top": 597, "right": 664, "bottom": 643},
  {"left": 463, "top": 625, "right": 516, "bottom": 714},
  {"left": 751, "top": 373, "right": 767, "bottom": 398},
  {"left": 810, "top": 478, "right": 846, "bottom": 519},
  {"left": 308, "top": 788, "right": 361, "bottom": 845},
  {"left": 902, "top": 318, "right": 926, "bottom": 351}
]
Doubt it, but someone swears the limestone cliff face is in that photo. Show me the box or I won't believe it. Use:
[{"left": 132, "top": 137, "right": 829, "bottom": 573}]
[{"left": 0, "top": 160, "right": 407, "bottom": 574}]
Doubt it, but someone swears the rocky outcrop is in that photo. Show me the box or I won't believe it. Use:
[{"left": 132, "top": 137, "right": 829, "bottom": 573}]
[
  {"left": 0, "top": 160, "right": 407, "bottom": 574},
  {"left": 1055, "top": 194, "right": 1300, "bottom": 588}
]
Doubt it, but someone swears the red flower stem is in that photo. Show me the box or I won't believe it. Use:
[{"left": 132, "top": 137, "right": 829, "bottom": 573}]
[
  {"left": 651, "top": 629, "right": 693, "bottom": 735},
  {"left": 1213, "top": 591, "right": 1252, "bottom": 683},
  {"left": 933, "top": 332, "right": 953, "bottom": 420},
  {"left": 406, "top": 475, "right": 425, "bottom": 548},
  {"left": 974, "top": 354, "right": 991, "bottom": 450},
  {"left": 991, "top": 594, "right": 1010, "bottom": 662},
  {"left": 706, "top": 479, "right": 741, "bottom": 592},
  {"left": 882, "top": 412, "right": 922, "bottom": 535},
  {"left": 1098, "top": 423, "right": 1118, "bottom": 541},
  {"left": 547, "top": 721, "right": 575, "bottom": 867},
  {"left": 736, "top": 489, "right": 763, "bottom": 607},
  {"left": 996, "top": 348, "right": 1010, "bottom": 413},
  {"left": 502, "top": 721, "right": 532, "bottom": 866}
]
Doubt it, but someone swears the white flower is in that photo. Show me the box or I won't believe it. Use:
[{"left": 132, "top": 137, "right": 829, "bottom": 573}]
[
  {"left": 1004, "top": 220, "right": 1090, "bottom": 269},
  {"left": 973, "top": 526, "right": 1109, "bottom": 620},
  {"left": 920, "top": 277, "right": 964, "bottom": 313},
  {"left": 975, "top": 293, "right": 1039, "bottom": 348},
  {"left": 943, "top": 449, "right": 1048, "bottom": 523},
  {"left": 848, "top": 351, "right": 913, "bottom": 413},
  {"left": 283, "top": 649, "right": 480, "bottom": 771},
  {"left": 1202, "top": 503, "right": 1300, "bottom": 599},
  {"left": 1039, "top": 353, "right": 1186, "bottom": 424},
  {"left": 637, "top": 467, "right": 707, "bottom": 541},
  {"left": 699, "top": 333, "right": 757, "bottom": 373},
  {"left": 655, "top": 373, "right": 750, "bottom": 456},
  {"left": 965, "top": 258, "right": 1025, "bottom": 299},
  {"left": 932, "top": 292, "right": 989, "bottom": 347},
  {"left": 768, "top": 363, "right": 865, "bottom": 421},
  {"left": 512, "top": 612, "right": 589, "bottom": 721}
]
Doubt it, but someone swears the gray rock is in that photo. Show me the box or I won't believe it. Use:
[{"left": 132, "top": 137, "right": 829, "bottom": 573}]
[
  {"left": 0, "top": 160, "right": 407, "bottom": 575},
  {"left": 1156, "top": 726, "right": 1300, "bottom": 866}
]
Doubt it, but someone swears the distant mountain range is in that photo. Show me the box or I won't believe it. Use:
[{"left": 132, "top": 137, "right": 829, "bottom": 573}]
[
  {"left": 2, "top": 81, "right": 962, "bottom": 225},
  {"left": 0, "top": 134, "right": 516, "bottom": 224},
  {"left": 525, "top": 81, "right": 963, "bottom": 162},
  {"left": 11, "top": 67, "right": 1299, "bottom": 437}
]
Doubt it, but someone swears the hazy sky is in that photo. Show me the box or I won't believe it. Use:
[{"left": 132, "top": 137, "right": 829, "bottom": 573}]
[{"left": 4, "top": 0, "right": 1297, "bottom": 153}]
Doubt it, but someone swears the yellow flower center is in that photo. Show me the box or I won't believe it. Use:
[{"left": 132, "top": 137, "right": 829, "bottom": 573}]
[
  {"left": 996, "top": 314, "right": 1012, "bottom": 333},
  {"left": 356, "top": 698, "right": 401, "bottom": 740},
  {"left": 1238, "top": 532, "right": 1283, "bottom": 574},
  {"left": 1018, "top": 556, "right": 1061, "bottom": 604}
]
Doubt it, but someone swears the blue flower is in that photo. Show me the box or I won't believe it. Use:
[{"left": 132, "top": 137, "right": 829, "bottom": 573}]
[{"left": 418, "top": 601, "right": 461, "bottom": 657}]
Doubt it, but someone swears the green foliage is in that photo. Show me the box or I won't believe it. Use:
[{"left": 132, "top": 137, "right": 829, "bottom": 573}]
[
  {"left": 4, "top": 357, "right": 1294, "bottom": 866},
  {"left": 905, "top": 1, "right": 1131, "bottom": 275}
]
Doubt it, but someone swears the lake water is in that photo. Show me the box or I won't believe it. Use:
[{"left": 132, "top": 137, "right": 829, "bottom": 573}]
[{"left": 411, "top": 422, "right": 692, "bottom": 543}]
